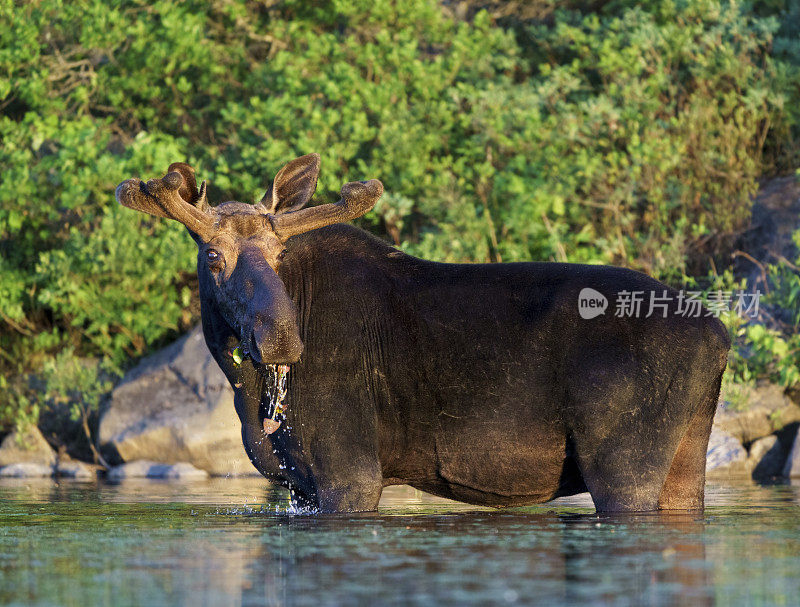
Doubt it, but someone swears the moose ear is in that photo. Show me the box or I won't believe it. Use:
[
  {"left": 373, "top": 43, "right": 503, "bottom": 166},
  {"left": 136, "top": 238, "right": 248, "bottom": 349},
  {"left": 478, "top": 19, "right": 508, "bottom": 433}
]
[{"left": 260, "top": 153, "right": 320, "bottom": 215}]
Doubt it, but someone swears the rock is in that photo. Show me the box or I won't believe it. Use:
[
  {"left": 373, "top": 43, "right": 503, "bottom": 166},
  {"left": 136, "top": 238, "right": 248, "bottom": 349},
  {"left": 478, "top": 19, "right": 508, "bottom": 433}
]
[
  {"left": 56, "top": 459, "right": 95, "bottom": 480},
  {"left": 736, "top": 176, "right": 800, "bottom": 289},
  {"left": 157, "top": 462, "right": 210, "bottom": 480},
  {"left": 0, "top": 426, "right": 57, "bottom": 468},
  {"left": 0, "top": 463, "right": 53, "bottom": 478},
  {"left": 99, "top": 325, "right": 256, "bottom": 476},
  {"left": 749, "top": 434, "right": 777, "bottom": 462},
  {"left": 106, "top": 460, "right": 149, "bottom": 480},
  {"left": 749, "top": 435, "right": 788, "bottom": 479},
  {"left": 706, "top": 427, "right": 750, "bottom": 477},
  {"left": 783, "top": 426, "right": 800, "bottom": 478},
  {"left": 107, "top": 460, "right": 209, "bottom": 481},
  {"left": 715, "top": 383, "right": 800, "bottom": 444}
]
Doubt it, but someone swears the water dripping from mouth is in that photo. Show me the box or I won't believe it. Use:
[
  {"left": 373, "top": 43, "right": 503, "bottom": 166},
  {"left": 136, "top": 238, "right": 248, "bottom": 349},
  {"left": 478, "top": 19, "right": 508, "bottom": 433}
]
[
  {"left": 226, "top": 343, "right": 290, "bottom": 435},
  {"left": 261, "top": 364, "right": 290, "bottom": 435}
]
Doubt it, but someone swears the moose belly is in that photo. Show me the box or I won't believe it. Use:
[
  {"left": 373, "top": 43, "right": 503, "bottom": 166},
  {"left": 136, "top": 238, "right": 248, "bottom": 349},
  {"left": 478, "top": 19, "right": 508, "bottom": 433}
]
[{"left": 428, "top": 412, "right": 577, "bottom": 507}]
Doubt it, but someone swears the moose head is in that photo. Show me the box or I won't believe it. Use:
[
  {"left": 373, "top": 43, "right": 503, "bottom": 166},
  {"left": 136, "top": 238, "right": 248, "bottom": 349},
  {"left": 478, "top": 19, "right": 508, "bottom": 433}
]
[{"left": 115, "top": 153, "right": 383, "bottom": 365}]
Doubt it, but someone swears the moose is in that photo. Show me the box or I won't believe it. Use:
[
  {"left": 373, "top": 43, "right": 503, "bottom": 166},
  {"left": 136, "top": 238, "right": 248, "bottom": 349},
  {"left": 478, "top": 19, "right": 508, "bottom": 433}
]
[{"left": 116, "top": 154, "right": 729, "bottom": 513}]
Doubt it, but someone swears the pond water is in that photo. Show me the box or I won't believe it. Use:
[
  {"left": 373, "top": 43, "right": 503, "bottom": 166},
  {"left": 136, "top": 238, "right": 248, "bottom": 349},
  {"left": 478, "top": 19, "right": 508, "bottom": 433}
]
[{"left": 0, "top": 479, "right": 798, "bottom": 606}]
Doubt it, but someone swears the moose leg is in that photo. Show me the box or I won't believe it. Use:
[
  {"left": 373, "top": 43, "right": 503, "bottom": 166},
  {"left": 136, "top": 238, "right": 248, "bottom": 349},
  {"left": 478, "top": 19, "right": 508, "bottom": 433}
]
[
  {"left": 572, "top": 435, "right": 675, "bottom": 512},
  {"left": 568, "top": 410, "right": 679, "bottom": 512},
  {"left": 303, "top": 449, "right": 383, "bottom": 513},
  {"left": 572, "top": 370, "right": 723, "bottom": 513},
  {"left": 276, "top": 433, "right": 383, "bottom": 513},
  {"left": 294, "top": 392, "right": 384, "bottom": 513},
  {"left": 656, "top": 406, "right": 713, "bottom": 510},
  {"left": 658, "top": 368, "right": 724, "bottom": 510},
  {"left": 565, "top": 356, "right": 692, "bottom": 512},
  {"left": 314, "top": 473, "right": 383, "bottom": 513}
]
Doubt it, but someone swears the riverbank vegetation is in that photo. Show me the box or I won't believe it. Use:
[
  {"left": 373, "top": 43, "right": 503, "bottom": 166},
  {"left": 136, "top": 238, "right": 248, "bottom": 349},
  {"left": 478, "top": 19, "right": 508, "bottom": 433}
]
[{"left": 1, "top": 0, "right": 799, "bottom": 439}]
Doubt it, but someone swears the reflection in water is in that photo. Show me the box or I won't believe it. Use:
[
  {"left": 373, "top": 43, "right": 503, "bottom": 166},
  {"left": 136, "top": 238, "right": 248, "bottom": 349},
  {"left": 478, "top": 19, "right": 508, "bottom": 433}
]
[
  {"left": 0, "top": 480, "right": 798, "bottom": 605},
  {"left": 557, "top": 512, "right": 712, "bottom": 606}
]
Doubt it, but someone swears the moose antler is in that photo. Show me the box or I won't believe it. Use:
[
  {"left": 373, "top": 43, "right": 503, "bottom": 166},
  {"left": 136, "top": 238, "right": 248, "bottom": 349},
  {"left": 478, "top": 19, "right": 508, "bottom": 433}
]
[
  {"left": 269, "top": 179, "right": 383, "bottom": 241},
  {"left": 115, "top": 167, "right": 215, "bottom": 241},
  {"left": 168, "top": 162, "right": 210, "bottom": 212}
]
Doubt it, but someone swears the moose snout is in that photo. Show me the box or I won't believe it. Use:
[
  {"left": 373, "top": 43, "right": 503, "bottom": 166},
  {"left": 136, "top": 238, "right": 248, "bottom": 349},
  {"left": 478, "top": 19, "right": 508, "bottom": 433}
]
[{"left": 249, "top": 313, "right": 304, "bottom": 365}]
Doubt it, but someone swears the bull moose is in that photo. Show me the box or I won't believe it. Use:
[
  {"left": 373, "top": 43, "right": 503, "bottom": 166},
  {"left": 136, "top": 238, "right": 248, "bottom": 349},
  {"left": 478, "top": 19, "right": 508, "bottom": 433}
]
[{"left": 116, "top": 154, "right": 729, "bottom": 513}]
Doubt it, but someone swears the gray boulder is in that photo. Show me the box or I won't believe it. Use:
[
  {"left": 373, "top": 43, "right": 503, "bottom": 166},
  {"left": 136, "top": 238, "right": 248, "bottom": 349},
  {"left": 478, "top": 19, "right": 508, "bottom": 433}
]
[
  {"left": 107, "top": 460, "right": 209, "bottom": 481},
  {"left": 99, "top": 326, "right": 256, "bottom": 476},
  {"left": 783, "top": 426, "right": 800, "bottom": 478},
  {"left": 0, "top": 463, "right": 53, "bottom": 478},
  {"left": 737, "top": 176, "right": 800, "bottom": 287},
  {"left": 0, "top": 426, "right": 56, "bottom": 468},
  {"left": 706, "top": 427, "right": 750, "bottom": 477},
  {"left": 56, "top": 459, "right": 96, "bottom": 480},
  {"left": 714, "top": 383, "right": 800, "bottom": 444}
]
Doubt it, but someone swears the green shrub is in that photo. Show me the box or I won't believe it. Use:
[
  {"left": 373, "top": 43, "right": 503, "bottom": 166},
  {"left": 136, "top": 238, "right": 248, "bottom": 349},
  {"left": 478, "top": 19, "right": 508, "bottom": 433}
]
[
  {"left": 0, "top": 0, "right": 798, "bottom": 431},
  {"left": 726, "top": 227, "right": 800, "bottom": 389},
  {"left": 40, "top": 349, "right": 113, "bottom": 464}
]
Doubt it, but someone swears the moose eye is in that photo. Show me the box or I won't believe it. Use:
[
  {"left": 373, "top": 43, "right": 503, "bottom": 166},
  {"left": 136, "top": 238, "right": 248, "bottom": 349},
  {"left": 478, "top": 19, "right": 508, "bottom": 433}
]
[
  {"left": 277, "top": 249, "right": 287, "bottom": 262},
  {"left": 206, "top": 249, "right": 220, "bottom": 263}
]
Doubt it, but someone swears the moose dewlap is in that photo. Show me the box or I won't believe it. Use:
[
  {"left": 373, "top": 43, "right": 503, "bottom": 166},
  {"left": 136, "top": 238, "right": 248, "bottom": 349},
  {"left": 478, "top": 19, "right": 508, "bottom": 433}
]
[{"left": 116, "top": 153, "right": 729, "bottom": 513}]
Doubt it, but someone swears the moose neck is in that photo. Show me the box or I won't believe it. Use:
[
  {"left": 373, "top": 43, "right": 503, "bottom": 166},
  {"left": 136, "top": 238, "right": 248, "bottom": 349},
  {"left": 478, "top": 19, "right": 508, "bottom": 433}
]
[
  {"left": 277, "top": 223, "right": 398, "bottom": 369},
  {"left": 274, "top": 223, "right": 401, "bottom": 453}
]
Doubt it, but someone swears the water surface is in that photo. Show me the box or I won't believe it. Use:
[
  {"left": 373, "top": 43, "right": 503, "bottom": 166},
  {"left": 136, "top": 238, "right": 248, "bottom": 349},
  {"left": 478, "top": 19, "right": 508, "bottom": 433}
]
[{"left": 0, "top": 479, "right": 798, "bottom": 606}]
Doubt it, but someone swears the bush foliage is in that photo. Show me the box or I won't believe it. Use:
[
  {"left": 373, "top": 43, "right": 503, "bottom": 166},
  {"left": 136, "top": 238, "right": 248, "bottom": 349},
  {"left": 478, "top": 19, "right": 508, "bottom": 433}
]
[{"left": 1, "top": 0, "right": 798, "bottom": 431}]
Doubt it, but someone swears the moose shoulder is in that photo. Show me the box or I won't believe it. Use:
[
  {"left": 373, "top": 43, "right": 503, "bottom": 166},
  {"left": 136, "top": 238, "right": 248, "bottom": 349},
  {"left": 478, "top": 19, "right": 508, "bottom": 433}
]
[{"left": 116, "top": 154, "right": 729, "bottom": 513}]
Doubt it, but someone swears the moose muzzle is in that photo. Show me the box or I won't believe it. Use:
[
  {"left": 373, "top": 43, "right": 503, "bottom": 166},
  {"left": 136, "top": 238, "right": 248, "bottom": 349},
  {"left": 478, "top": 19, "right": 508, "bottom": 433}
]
[
  {"left": 248, "top": 311, "right": 304, "bottom": 365},
  {"left": 228, "top": 247, "right": 304, "bottom": 365}
]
